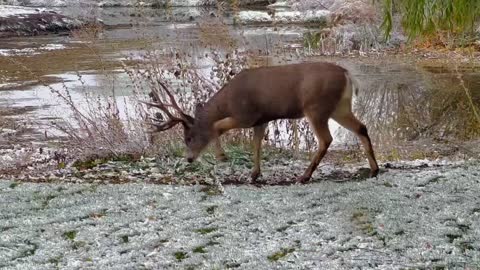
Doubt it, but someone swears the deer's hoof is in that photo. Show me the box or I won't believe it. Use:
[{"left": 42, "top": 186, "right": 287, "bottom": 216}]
[
  {"left": 216, "top": 153, "right": 228, "bottom": 162},
  {"left": 296, "top": 175, "right": 311, "bottom": 184},
  {"left": 251, "top": 170, "right": 261, "bottom": 182},
  {"left": 369, "top": 168, "right": 379, "bottom": 178}
]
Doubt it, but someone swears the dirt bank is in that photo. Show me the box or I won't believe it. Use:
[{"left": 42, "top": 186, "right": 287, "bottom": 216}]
[{"left": 0, "top": 6, "right": 82, "bottom": 38}]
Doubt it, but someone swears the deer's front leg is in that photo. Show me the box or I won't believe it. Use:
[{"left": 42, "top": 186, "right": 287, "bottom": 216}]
[
  {"left": 214, "top": 138, "right": 228, "bottom": 161},
  {"left": 213, "top": 117, "right": 239, "bottom": 161},
  {"left": 251, "top": 124, "right": 267, "bottom": 182}
]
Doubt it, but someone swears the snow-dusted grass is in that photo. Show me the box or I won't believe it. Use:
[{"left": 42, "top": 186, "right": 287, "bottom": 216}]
[{"left": 1, "top": 162, "right": 479, "bottom": 269}]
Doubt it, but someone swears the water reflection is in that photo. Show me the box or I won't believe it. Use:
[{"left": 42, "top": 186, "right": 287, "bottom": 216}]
[{"left": 332, "top": 59, "right": 480, "bottom": 146}]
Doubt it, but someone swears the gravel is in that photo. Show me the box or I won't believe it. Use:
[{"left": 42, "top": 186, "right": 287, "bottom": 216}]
[{"left": 1, "top": 161, "right": 479, "bottom": 269}]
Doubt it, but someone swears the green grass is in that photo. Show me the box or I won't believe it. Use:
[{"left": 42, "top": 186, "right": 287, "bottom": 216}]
[
  {"left": 174, "top": 251, "right": 188, "bottom": 261},
  {"left": 41, "top": 194, "right": 57, "bottom": 208},
  {"left": 205, "top": 240, "right": 221, "bottom": 246},
  {"left": 121, "top": 235, "right": 129, "bottom": 243},
  {"left": 267, "top": 247, "right": 295, "bottom": 262},
  {"left": 9, "top": 182, "right": 20, "bottom": 189},
  {"left": 63, "top": 231, "right": 77, "bottom": 241},
  {"left": 351, "top": 209, "right": 378, "bottom": 236},
  {"left": 275, "top": 225, "right": 290, "bottom": 233},
  {"left": 192, "top": 246, "right": 207, "bottom": 253},
  {"left": 195, "top": 227, "right": 218, "bottom": 235},
  {"left": 200, "top": 186, "right": 223, "bottom": 196},
  {"left": 206, "top": 205, "right": 218, "bottom": 215},
  {"left": 73, "top": 154, "right": 139, "bottom": 170}
]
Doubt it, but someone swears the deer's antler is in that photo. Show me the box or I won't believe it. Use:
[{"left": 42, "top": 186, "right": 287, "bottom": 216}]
[{"left": 143, "top": 78, "right": 194, "bottom": 132}]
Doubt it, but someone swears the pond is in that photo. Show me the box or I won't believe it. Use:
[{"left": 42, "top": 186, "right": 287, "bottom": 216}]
[{"left": 0, "top": 6, "right": 479, "bottom": 158}]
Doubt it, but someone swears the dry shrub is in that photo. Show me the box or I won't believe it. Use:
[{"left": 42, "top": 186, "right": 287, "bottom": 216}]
[
  {"left": 70, "top": 22, "right": 104, "bottom": 41},
  {"left": 330, "top": 0, "right": 377, "bottom": 25},
  {"left": 197, "top": 15, "right": 237, "bottom": 49},
  {"left": 48, "top": 72, "right": 153, "bottom": 162},
  {"left": 294, "top": 0, "right": 384, "bottom": 55}
]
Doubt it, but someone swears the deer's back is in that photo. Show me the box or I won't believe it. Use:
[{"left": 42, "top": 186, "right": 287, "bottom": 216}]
[{"left": 224, "top": 62, "right": 347, "bottom": 126}]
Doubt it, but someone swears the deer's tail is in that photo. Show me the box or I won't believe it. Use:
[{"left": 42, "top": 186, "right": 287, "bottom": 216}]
[{"left": 346, "top": 71, "right": 360, "bottom": 96}]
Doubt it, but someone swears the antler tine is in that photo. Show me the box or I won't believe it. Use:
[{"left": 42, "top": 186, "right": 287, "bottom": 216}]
[
  {"left": 140, "top": 100, "right": 179, "bottom": 122},
  {"left": 156, "top": 79, "right": 189, "bottom": 120},
  {"left": 150, "top": 119, "right": 182, "bottom": 132},
  {"left": 143, "top": 72, "right": 193, "bottom": 132}
]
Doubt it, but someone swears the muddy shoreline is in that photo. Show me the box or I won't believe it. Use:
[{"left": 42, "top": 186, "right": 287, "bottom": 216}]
[{"left": 0, "top": 6, "right": 83, "bottom": 38}]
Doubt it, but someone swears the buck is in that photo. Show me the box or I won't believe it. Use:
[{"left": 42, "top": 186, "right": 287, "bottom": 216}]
[{"left": 148, "top": 62, "right": 379, "bottom": 183}]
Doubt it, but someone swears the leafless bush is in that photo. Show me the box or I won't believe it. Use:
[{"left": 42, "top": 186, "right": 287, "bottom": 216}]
[
  {"left": 292, "top": 0, "right": 383, "bottom": 55},
  {"left": 48, "top": 72, "right": 152, "bottom": 161}
]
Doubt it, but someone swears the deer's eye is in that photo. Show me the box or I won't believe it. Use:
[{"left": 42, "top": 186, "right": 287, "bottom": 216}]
[{"left": 186, "top": 137, "right": 192, "bottom": 144}]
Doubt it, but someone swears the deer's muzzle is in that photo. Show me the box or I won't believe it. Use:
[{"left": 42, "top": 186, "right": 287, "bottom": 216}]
[{"left": 186, "top": 150, "right": 197, "bottom": 163}]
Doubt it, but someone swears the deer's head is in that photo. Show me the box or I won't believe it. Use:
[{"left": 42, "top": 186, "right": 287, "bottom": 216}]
[
  {"left": 182, "top": 104, "right": 212, "bottom": 162},
  {"left": 147, "top": 88, "right": 211, "bottom": 163}
]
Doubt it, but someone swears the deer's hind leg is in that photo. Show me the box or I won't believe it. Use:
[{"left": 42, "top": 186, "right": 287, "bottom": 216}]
[
  {"left": 251, "top": 124, "right": 268, "bottom": 182},
  {"left": 332, "top": 111, "right": 379, "bottom": 178},
  {"left": 298, "top": 113, "right": 333, "bottom": 183}
]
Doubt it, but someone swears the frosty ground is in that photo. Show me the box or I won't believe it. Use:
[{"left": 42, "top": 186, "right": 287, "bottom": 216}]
[{"left": 0, "top": 161, "right": 479, "bottom": 270}]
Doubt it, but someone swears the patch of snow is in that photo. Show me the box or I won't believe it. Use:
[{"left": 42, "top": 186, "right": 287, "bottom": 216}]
[
  {"left": 237, "top": 10, "right": 331, "bottom": 25},
  {"left": 267, "top": 1, "right": 291, "bottom": 9},
  {"left": 0, "top": 5, "right": 41, "bottom": 17},
  {"left": 277, "top": 10, "right": 331, "bottom": 24},
  {"left": 40, "top": 43, "right": 66, "bottom": 50},
  {"left": 0, "top": 44, "right": 66, "bottom": 57},
  {"left": 237, "top": 10, "right": 273, "bottom": 24}
]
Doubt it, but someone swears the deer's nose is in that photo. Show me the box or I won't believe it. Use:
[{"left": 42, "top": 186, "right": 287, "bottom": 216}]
[{"left": 187, "top": 157, "right": 194, "bottom": 163}]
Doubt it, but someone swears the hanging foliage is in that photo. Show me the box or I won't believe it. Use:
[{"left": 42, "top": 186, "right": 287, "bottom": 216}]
[{"left": 379, "top": 0, "right": 480, "bottom": 40}]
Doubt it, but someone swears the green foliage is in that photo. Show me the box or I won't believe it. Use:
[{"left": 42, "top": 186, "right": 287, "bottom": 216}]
[
  {"left": 9, "top": 182, "right": 20, "bottom": 189},
  {"left": 194, "top": 227, "right": 218, "bottom": 235},
  {"left": 73, "top": 154, "right": 139, "bottom": 170},
  {"left": 267, "top": 247, "right": 295, "bottom": 261},
  {"left": 174, "top": 251, "right": 188, "bottom": 261},
  {"left": 192, "top": 246, "right": 207, "bottom": 253},
  {"left": 303, "top": 31, "right": 321, "bottom": 50},
  {"left": 63, "top": 231, "right": 77, "bottom": 241},
  {"left": 379, "top": 0, "right": 480, "bottom": 40}
]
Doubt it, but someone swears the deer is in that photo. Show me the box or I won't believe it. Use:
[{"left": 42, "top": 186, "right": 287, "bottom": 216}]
[{"left": 147, "top": 62, "right": 379, "bottom": 183}]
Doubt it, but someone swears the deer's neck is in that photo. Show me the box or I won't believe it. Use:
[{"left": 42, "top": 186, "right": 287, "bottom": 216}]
[{"left": 198, "top": 89, "right": 230, "bottom": 128}]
